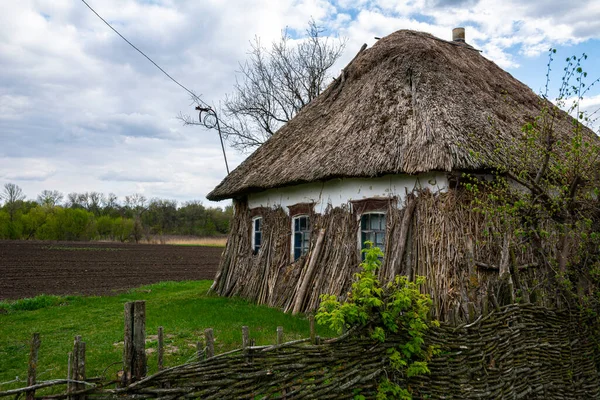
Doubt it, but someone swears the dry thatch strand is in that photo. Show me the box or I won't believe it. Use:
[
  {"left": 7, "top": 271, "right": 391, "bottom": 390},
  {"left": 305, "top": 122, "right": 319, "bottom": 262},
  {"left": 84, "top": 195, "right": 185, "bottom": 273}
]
[{"left": 207, "top": 30, "right": 596, "bottom": 201}]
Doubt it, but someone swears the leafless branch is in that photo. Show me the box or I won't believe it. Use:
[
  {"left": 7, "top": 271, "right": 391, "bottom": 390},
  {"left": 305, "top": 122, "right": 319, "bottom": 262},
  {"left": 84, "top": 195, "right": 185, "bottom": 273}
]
[{"left": 219, "top": 19, "right": 346, "bottom": 151}]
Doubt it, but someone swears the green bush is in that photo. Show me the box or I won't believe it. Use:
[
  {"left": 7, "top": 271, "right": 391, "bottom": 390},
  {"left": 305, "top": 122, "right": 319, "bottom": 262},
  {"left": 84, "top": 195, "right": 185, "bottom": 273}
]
[
  {"left": 95, "top": 215, "right": 114, "bottom": 239},
  {"left": 317, "top": 242, "right": 439, "bottom": 400},
  {"left": 112, "top": 217, "right": 134, "bottom": 242}
]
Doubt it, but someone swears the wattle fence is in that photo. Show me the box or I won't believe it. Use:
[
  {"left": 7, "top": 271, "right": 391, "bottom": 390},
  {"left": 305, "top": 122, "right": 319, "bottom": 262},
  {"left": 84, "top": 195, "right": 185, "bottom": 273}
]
[{"left": 2, "top": 303, "right": 599, "bottom": 399}]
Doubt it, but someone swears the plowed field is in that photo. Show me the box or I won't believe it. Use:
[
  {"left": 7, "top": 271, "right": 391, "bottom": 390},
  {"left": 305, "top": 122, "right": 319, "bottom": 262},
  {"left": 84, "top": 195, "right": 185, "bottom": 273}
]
[{"left": 0, "top": 240, "right": 222, "bottom": 300}]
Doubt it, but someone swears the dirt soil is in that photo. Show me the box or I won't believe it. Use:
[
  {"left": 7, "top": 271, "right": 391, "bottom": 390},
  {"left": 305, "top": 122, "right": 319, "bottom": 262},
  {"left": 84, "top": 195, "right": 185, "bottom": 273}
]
[{"left": 0, "top": 240, "right": 223, "bottom": 300}]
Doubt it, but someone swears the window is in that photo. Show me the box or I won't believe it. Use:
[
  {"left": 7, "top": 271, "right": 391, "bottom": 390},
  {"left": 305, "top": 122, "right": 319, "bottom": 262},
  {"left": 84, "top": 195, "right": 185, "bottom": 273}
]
[
  {"left": 292, "top": 215, "right": 310, "bottom": 261},
  {"left": 252, "top": 217, "right": 263, "bottom": 254},
  {"left": 360, "top": 213, "right": 386, "bottom": 258}
]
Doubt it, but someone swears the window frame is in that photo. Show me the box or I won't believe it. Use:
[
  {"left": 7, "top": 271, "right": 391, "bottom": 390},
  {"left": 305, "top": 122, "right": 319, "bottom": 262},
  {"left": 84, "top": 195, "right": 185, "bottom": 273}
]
[
  {"left": 252, "top": 216, "right": 263, "bottom": 255},
  {"left": 291, "top": 214, "right": 310, "bottom": 261},
  {"left": 358, "top": 211, "right": 386, "bottom": 259}
]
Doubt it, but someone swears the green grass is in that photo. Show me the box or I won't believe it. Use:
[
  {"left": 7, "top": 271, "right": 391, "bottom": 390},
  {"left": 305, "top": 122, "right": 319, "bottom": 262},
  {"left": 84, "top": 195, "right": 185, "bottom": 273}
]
[{"left": 0, "top": 281, "right": 331, "bottom": 390}]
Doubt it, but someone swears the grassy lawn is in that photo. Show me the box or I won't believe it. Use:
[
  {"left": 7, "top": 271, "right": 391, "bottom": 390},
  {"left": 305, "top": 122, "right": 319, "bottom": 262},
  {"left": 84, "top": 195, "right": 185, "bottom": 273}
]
[{"left": 0, "top": 281, "right": 331, "bottom": 390}]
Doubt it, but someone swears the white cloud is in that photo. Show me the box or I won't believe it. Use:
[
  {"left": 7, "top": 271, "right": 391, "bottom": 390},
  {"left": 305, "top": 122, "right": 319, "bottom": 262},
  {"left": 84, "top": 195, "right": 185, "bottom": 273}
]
[
  {"left": 0, "top": 158, "right": 57, "bottom": 182},
  {"left": 0, "top": 0, "right": 598, "bottom": 204},
  {"left": 581, "top": 94, "right": 600, "bottom": 112}
]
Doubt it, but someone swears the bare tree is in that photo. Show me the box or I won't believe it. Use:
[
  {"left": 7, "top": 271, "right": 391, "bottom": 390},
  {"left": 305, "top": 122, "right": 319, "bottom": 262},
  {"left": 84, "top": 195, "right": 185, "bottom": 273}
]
[
  {"left": 36, "top": 190, "right": 64, "bottom": 208},
  {"left": 125, "top": 193, "right": 147, "bottom": 243},
  {"left": 125, "top": 193, "right": 146, "bottom": 209},
  {"left": 103, "top": 192, "right": 119, "bottom": 213},
  {"left": 66, "top": 192, "right": 80, "bottom": 208},
  {"left": 77, "top": 193, "right": 91, "bottom": 210},
  {"left": 1, "top": 183, "right": 26, "bottom": 221},
  {"left": 181, "top": 19, "right": 346, "bottom": 151},
  {"left": 87, "top": 191, "right": 105, "bottom": 215}
]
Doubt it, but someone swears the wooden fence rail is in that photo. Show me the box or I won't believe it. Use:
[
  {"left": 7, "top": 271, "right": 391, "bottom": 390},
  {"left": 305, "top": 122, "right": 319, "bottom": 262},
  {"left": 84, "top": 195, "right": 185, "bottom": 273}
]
[
  {"left": 0, "top": 300, "right": 311, "bottom": 399},
  {"left": 2, "top": 303, "right": 599, "bottom": 399}
]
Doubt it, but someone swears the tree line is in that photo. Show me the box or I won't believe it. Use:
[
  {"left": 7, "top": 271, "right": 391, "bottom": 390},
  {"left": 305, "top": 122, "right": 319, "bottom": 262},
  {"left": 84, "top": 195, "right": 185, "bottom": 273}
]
[{"left": 0, "top": 183, "right": 232, "bottom": 242}]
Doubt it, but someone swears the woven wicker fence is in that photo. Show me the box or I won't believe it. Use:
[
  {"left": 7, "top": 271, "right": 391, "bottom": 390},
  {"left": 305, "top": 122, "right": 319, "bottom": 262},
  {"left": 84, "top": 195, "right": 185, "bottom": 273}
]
[{"left": 64, "top": 303, "right": 596, "bottom": 399}]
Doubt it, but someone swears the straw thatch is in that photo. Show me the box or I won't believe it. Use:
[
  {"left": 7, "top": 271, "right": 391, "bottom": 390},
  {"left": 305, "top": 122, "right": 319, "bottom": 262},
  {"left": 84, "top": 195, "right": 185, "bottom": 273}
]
[{"left": 208, "top": 29, "right": 594, "bottom": 201}]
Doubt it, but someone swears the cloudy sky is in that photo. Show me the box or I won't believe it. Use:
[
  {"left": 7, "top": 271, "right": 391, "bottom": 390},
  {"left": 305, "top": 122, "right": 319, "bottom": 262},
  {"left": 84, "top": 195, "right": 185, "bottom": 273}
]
[{"left": 1, "top": 0, "right": 599, "bottom": 207}]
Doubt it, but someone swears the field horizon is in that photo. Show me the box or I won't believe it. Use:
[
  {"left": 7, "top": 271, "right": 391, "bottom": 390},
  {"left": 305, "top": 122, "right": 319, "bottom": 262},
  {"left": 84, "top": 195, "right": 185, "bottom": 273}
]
[{"left": 0, "top": 240, "right": 222, "bottom": 300}]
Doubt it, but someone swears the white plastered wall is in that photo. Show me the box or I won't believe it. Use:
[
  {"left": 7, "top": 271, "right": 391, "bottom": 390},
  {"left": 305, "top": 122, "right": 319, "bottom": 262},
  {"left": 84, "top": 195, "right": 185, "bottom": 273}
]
[{"left": 247, "top": 172, "right": 449, "bottom": 214}]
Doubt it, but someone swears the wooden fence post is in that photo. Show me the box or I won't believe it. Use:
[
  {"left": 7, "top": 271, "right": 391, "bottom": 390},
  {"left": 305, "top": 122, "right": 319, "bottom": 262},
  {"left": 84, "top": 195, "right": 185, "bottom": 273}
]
[
  {"left": 242, "top": 326, "right": 251, "bottom": 363},
  {"left": 467, "top": 302, "right": 476, "bottom": 322},
  {"left": 157, "top": 326, "right": 164, "bottom": 371},
  {"left": 67, "top": 351, "right": 73, "bottom": 399},
  {"left": 123, "top": 302, "right": 133, "bottom": 386},
  {"left": 122, "top": 301, "right": 146, "bottom": 386},
  {"left": 309, "top": 316, "right": 316, "bottom": 345},
  {"left": 242, "top": 326, "right": 249, "bottom": 349},
  {"left": 77, "top": 337, "right": 86, "bottom": 399},
  {"left": 26, "top": 333, "right": 40, "bottom": 400},
  {"left": 68, "top": 336, "right": 86, "bottom": 400},
  {"left": 276, "top": 326, "right": 283, "bottom": 345},
  {"left": 133, "top": 301, "right": 146, "bottom": 380},
  {"left": 205, "top": 329, "right": 214, "bottom": 358}
]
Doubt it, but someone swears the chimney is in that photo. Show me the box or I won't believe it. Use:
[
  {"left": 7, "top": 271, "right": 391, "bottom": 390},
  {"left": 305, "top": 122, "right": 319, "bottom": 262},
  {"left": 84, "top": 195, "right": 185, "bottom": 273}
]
[{"left": 452, "top": 27, "right": 465, "bottom": 43}]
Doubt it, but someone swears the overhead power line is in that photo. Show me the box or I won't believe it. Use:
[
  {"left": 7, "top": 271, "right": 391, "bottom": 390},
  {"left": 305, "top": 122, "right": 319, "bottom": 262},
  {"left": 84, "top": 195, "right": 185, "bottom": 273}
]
[
  {"left": 79, "top": 0, "right": 231, "bottom": 175},
  {"left": 80, "top": 0, "right": 205, "bottom": 106}
]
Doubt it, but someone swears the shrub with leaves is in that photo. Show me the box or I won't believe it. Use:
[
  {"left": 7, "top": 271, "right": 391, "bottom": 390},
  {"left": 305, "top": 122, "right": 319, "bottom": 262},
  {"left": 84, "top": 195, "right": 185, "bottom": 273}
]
[
  {"left": 462, "top": 50, "right": 600, "bottom": 360},
  {"left": 464, "top": 50, "right": 600, "bottom": 305},
  {"left": 316, "top": 242, "right": 439, "bottom": 399}
]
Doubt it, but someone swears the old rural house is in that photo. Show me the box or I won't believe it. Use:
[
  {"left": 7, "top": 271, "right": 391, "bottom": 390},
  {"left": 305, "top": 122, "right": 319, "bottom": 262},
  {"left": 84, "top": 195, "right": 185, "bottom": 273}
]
[{"left": 207, "top": 29, "right": 597, "bottom": 320}]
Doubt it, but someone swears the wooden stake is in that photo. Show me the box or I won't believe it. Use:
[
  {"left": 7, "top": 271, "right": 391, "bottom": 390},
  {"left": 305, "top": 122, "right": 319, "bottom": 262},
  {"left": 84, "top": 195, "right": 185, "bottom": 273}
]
[
  {"left": 26, "top": 333, "right": 40, "bottom": 400},
  {"left": 204, "top": 328, "right": 214, "bottom": 359},
  {"left": 242, "top": 326, "right": 250, "bottom": 363},
  {"left": 122, "top": 302, "right": 134, "bottom": 386},
  {"left": 67, "top": 351, "right": 73, "bottom": 398},
  {"left": 67, "top": 336, "right": 86, "bottom": 400},
  {"left": 292, "top": 229, "right": 326, "bottom": 315},
  {"left": 122, "top": 301, "right": 146, "bottom": 385},
  {"left": 157, "top": 326, "right": 164, "bottom": 371},
  {"left": 276, "top": 326, "right": 283, "bottom": 345},
  {"left": 72, "top": 337, "right": 81, "bottom": 399},
  {"left": 482, "top": 294, "right": 489, "bottom": 316},
  {"left": 309, "top": 316, "right": 316, "bottom": 345},
  {"left": 390, "top": 194, "right": 417, "bottom": 281},
  {"left": 242, "top": 326, "right": 249, "bottom": 349},
  {"left": 77, "top": 339, "right": 86, "bottom": 400},
  {"left": 467, "top": 302, "right": 476, "bottom": 322},
  {"left": 132, "top": 301, "right": 147, "bottom": 381}
]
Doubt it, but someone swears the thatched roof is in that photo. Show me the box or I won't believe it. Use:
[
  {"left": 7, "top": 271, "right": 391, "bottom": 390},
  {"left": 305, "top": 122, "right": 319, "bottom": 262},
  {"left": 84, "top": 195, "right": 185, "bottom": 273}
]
[{"left": 208, "top": 30, "right": 597, "bottom": 201}]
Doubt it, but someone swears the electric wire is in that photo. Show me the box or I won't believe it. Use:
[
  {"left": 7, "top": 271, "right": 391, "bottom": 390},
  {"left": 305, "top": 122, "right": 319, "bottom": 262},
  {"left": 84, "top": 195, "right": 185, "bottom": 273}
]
[
  {"left": 79, "top": 0, "right": 207, "bottom": 107},
  {"left": 79, "top": 0, "right": 231, "bottom": 174}
]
